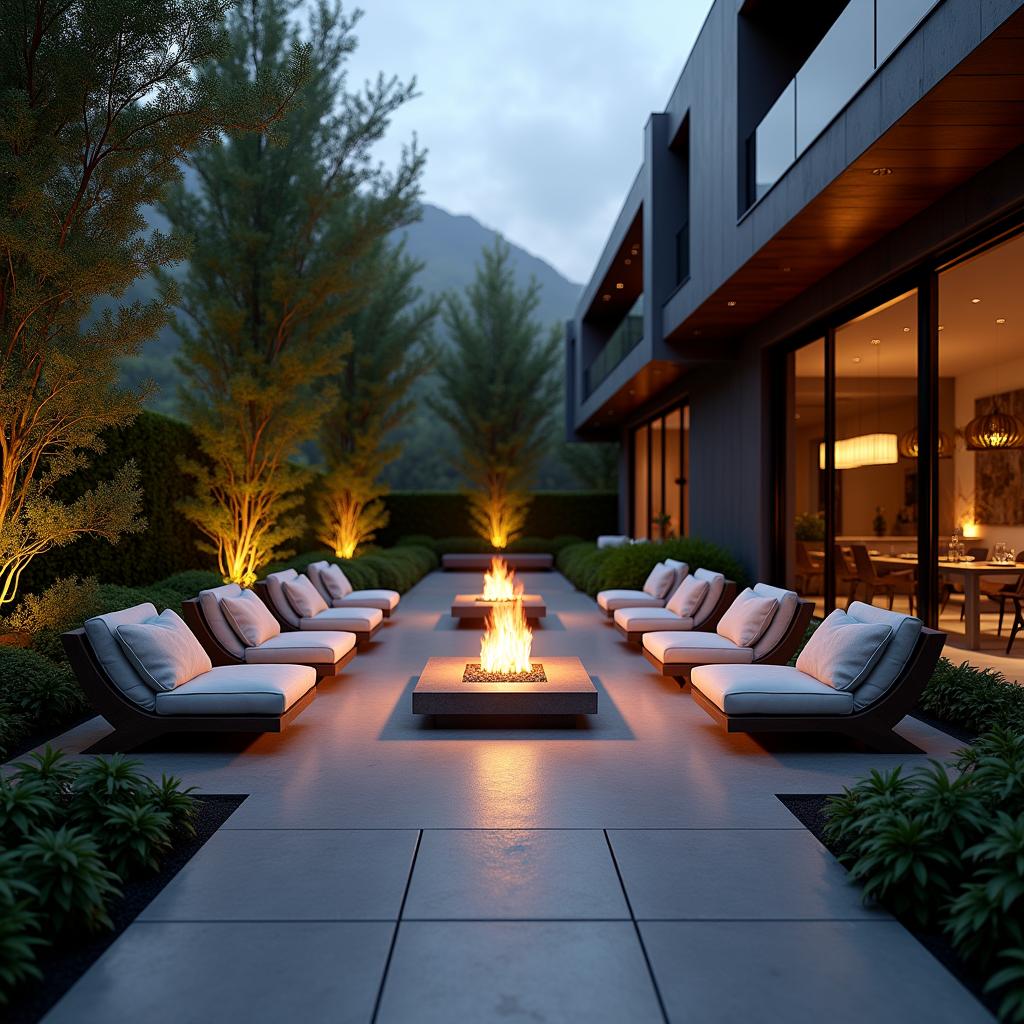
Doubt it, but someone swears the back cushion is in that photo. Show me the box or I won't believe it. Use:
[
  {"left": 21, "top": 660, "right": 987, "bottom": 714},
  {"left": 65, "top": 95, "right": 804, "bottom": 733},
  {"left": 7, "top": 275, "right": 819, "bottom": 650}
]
[
  {"left": 642, "top": 563, "right": 676, "bottom": 599},
  {"left": 717, "top": 589, "right": 778, "bottom": 647},
  {"left": 750, "top": 583, "right": 801, "bottom": 660},
  {"left": 322, "top": 563, "right": 353, "bottom": 601},
  {"left": 221, "top": 589, "right": 281, "bottom": 647},
  {"left": 115, "top": 609, "right": 212, "bottom": 692},
  {"left": 84, "top": 603, "right": 161, "bottom": 710},
  {"left": 199, "top": 583, "right": 245, "bottom": 658},
  {"left": 283, "top": 575, "right": 328, "bottom": 618},
  {"left": 692, "top": 568, "right": 726, "bottom": 624},
  {"left": 663, "top": 559, "right": 689, "bottom": 589},
  {"left": 847, "top": 601, "right": 924, "bottom": 709},
  {"left": 666, "top": 575, "right": 709, "bottom": 618},
  {"left": 796, "top": 609, "right": 893, "bottom": 691}
]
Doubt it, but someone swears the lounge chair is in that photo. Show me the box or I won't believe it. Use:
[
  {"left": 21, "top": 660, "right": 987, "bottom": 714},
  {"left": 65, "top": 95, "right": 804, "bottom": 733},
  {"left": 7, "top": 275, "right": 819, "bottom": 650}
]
[
  {"left": 613, "top": 569, "right": 736, "bottom": 642},
  {"left": 63, "top": 603, "right": 316, "bottom": 753},
  {"left": 305, "top": 560, "right": 399, "bottom": 617},
  {"left": 596, "top": 559, "right": 687, "bottom": 616},
  {"left": 182, "top": 584, "right": 357, "bottom": 675},
  {"left": 688, "top": 602, "right": 945, "bottom": 753},
  {"left": 642, "top": 583, "right": 813, "bottom": 685},
  {"left": 257, "top": 569, "right": 386, "bottom": 645}
]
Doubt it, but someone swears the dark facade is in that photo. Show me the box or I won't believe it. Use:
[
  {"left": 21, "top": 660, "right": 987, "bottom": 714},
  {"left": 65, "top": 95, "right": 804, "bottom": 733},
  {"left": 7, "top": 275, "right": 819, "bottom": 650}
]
[{"left": 566, "top": 0, "right": 1024, "bottom": 628}]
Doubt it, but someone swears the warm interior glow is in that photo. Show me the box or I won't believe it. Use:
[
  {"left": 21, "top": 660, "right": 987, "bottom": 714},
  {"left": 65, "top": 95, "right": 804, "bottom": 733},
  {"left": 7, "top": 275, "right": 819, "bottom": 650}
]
[
  {"left": 960, "top": 515, "right": 981, "bottom": 539},
  {"left": 818, "top": 433, "right": 899, "bottom": 470},
  {"left": 480, "top": 557, "right": 521, "bottom": 601},
  {"left": 479, "top": 597, "right": 533, "bottom": 674}
]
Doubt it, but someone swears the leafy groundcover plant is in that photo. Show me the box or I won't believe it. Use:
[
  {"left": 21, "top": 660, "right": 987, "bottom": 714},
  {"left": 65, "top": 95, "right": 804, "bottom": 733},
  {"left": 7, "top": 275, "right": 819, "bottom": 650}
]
[{"left": 824, "top": 728, "right": 1024, "bottom": 1021}]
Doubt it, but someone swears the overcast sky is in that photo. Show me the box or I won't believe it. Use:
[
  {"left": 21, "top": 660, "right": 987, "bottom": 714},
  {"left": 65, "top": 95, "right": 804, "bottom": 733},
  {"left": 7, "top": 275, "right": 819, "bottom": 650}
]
[{"left": 344, "top": 1, "right": 713, "bottom": 284}]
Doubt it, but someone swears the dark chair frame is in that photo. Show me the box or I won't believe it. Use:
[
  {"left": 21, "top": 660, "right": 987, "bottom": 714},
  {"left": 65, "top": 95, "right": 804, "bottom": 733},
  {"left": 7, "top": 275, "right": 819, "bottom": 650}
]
[
  {"left": 253, "top": 582, "right": 383, "bottom": 647},
  {"left": 642, "top": 599, "right": 815, "bottom": 686},
  {"left": 181, "top": 599, "right": 357, "bottom": 679},
  {"left": 689, "top": 626, "right": 946, "bottom": 754},
  {"left": 615, "top": 581, "right": 737, "bottom": 643},
  {"left": 1005, "top": 595, "right": 1024, "bottom": 655},
  {"left": 61, "top": 629, "right": 316, "bottom": 754}
]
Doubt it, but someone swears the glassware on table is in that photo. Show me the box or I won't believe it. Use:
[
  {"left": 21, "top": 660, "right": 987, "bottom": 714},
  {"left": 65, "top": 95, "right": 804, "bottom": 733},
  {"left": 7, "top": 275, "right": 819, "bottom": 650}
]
[{"left": 994, "top": 541, "right": 1006, "bottom": 563}]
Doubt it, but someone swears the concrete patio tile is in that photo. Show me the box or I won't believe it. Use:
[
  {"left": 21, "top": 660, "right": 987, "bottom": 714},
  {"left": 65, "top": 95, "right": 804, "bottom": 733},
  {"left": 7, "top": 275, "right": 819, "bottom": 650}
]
[
  {"left": 404, "top": 829, "right": 629, "bottom": 920},
  {"left": 138, "top": 829, "right": 418, "bottom": 921},
  {"left": 641, "top": 920, "right": 993, "bottom": 1023},
  {"left": 44, "top": 921, "right": 392, "bottom": 1024},
  {"left": 376, "top": 921, "right": 663, "bottom": 1023},
  {"left": 609, "top": 828, "right": 884, "bottom": 920}
]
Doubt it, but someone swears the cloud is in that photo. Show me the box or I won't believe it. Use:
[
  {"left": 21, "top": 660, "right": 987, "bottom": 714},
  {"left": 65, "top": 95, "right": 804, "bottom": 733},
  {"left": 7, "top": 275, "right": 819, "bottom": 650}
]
[{"left": 345, "top": 0, "right": 712, "bottom": 282}]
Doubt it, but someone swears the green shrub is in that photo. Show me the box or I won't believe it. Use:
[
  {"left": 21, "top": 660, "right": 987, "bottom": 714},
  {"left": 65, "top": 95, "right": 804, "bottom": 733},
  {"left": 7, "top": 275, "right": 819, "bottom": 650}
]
[
  {"left": 154, "top": 570, "right": 224, "bottom": 599},
  {"left": 100, "top": 803, "right": 173, "bottom": 876},
  {"left": 145, "top": 775, "right": 198, "bottom": 839},
  {"left": 0, "top": 851, "right": 45, "bottom": 1005},
  {"left": 71, "top": 754, "right": 152, "bottom": 828},
  {"left": 920, "top": 658, "right": 1024, "bottom": 735},
  {"left": 0, "top": 647, "right": 89, "bottom": 726},
  {"left": 0, "top": 710, "right": 29, "bottom": 763},
  {"left": 556, "top": 542, "right": 613, "bottom": 593},
  {"left": 595, "top": 539, "right": 749, "bottom": 594},
  {"left": 825, "top": 728, "right": 1024, "bottom": 1019},
  {"left": 13, "top": 746, "right": 78, "bottom": 799},
  {"left": 0, "top": 778, "right": 60, "bottom": 844},
  {"left": 1, "top": 576, "right": 100, "bottom": 637}
]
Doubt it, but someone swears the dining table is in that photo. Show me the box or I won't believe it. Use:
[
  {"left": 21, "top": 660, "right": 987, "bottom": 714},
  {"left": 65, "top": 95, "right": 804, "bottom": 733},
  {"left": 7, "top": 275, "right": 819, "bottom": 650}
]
[{"left": 872, "top": 555, "right": 1023, "bottom": 650}]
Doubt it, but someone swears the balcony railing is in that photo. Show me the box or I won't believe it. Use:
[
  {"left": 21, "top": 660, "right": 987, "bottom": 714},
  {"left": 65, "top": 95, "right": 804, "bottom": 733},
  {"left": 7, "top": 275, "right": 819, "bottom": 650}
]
[
  {"left": 747, "top": 0, "right": 940, "bottom": 206},
  {"left": 584, "top": 299, "right": 643, "bottom": 399}
]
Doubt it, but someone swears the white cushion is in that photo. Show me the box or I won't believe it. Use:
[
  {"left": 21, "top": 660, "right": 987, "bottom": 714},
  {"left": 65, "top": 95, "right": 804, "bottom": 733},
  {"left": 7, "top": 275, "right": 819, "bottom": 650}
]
[
  {"left": 221, "top": 589, "right": 280, "bottom": 647},
  {"left": 283, "top": 575, "right": 328, "bottom": 618},
  {"left": 643, "top": 562, "right": 676, "bottom": 599},
  {"left": 340, "top": 589, "right": 399, "bottom": 612},
  {"left": 244, "top": 631, "right": 356, "bottom": 665},
  {"left": 263, "top": 569, "right": 302, "bottom": 627},
  {"left": 614, "top": 607, "right": 694, "bottom": 632},
  {"left": 691, "top": 568, "right": 727, "bottom": 625},
  {"left": 717, "top": 588, "right": 778, "bottom": 648},
  {"left": 846, "top": 602, "right": 924, "bottom": 709},
  {"left": 691, "top": 664, "right": 855, "bottom": 716},
  {"left": 597, "top": 535, "right": 631, "bottom": 549},
  {"left": 750, "top": 582, "right": 802, "bottom": 660},
  {"left": 84, "top": 603, "right": 160, "bottom": 709},
  {"left": 796, "top": 609, "right": 893, "bottom": 691},
  {"left": 154, "top": 664, "right": 315, "bottom": 716},
  {"left": 299, "top": 607, "right": 384, "bottom": 631},
  {"left": 307, "top": 560, "right": 354, "bottom": 602},
  {"left": 643, "top": 630, "right": 755, "bottom": 665},
  {"left": 115, "top": 609, "right": 212, "bottom": 692},
  {"left": 667, "top": 575, "right": 709, "bottom": 618},
  {"left": 596, "top": 589, "right": 664, "bottom": 612},
  {"left": 199, "top": 583, "right": 246, "bottom": 658}
]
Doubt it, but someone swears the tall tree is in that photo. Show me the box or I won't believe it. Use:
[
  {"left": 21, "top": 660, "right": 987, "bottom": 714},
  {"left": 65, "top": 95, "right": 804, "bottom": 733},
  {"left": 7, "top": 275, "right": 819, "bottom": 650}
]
[
  {"left": 166, "top": 0, "right": 423, "bottom": 585},
  {"left": 560, "top": 441, "right": 620, "bottom": 490},
  {"left": 0, "top": 0, "right": 303, "bottom": 608},
  {"left": 433, "top": 240, "right": 561, "bottom": 548},
  {"left": 318, "top": 236, "right": 438, "bottom": 557}
]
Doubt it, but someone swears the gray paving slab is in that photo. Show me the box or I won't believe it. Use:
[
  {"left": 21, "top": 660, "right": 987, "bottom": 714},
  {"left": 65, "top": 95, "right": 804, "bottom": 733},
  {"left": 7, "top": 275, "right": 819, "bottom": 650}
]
[
  {"left": 404, "top": 829, "right": 629, "bottom": 919},
  {"left": 43, "top": 921, "right": 392, "bottom": 1024},
  {"left": 376, "top": 920, "right": 663, "bottom": 1023},
  {"left": 138, "top": 828, "right": 418, "bottom": 921},
  {"left": 609, "top": 828, "right": 885, "bottom": 920},
  {"left": 641, "top": 920, "right": 994, "bottom": 1023}
]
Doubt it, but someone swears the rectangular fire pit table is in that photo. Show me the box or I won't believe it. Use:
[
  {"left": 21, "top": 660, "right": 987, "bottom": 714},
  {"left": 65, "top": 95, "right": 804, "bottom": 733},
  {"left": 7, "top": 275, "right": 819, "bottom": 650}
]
[
  {"left": 450, "top": 594, "right": 547, "bottom": 622},
  {"left": 413, "top": 656, "right": 596, "bottom": 718}
]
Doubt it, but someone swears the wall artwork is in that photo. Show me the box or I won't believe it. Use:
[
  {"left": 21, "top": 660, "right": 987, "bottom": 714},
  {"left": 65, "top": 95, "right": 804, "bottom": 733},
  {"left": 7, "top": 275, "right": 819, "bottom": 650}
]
[{"left": 975, "top": 388, "right": 1024, "bottom": 525}]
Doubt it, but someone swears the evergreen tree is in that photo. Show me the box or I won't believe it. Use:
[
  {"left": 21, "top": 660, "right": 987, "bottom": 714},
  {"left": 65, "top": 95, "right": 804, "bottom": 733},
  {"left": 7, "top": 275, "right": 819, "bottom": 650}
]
[
  {"left": 166, "top": 0, "right": 423, "bottom": 584},
  {"left": 560, "top": 441, "right": 620, "bottom": 490},
  {"left": 433, "top": 240, "right": 561, "bottom": 548},
  {"left": 318, "top": 236, "right": 438, "bottom": 557},
  {"left": 0, "top": 0, "right": 303, "bottom": 608}
]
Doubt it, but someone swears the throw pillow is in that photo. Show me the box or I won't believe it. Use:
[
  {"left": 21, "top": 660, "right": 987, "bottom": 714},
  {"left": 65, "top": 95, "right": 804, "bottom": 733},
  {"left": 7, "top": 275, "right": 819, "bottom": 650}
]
[
  {"left": 796, "top": 609, "right": 894, "bottom": 691},
  {"left": 642, "top": 562, "right": 676, "bottom": 599},
  {"left": 283, "top": 575, "right": 329, "bottom": 618},
  {"left": 716, "top": 588, "right": 779, "bottom": 647},
  {"left": 322, "top": 563, "right": 353, "bottom": 601},
  {"left": 666, "top": 575, "right": 709, "bottom": 618},
  {"left": 221, "top": 589, "right": 281, "bottom": 647},
  {"left": 115, "top": 609, "right": 212, "bottom": 692}
]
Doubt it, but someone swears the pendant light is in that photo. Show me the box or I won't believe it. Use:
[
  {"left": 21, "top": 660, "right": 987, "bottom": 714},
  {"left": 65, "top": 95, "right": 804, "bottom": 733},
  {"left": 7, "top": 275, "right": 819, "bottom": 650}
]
[
  {"left": 963, "top": 401, "right": 1024, "bottom": 451},
  {"left": 897, "top": 428, "right": 954, "bottom": 459}
]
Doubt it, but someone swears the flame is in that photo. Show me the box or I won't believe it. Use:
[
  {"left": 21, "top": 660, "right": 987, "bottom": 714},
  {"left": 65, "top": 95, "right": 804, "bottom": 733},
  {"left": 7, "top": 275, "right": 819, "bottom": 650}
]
[
  {"left": 480, "top": 557, "right": 521, "bottom": 601},
  {"left": 480, "top": 596, "right": 533, "bottom": 674}
]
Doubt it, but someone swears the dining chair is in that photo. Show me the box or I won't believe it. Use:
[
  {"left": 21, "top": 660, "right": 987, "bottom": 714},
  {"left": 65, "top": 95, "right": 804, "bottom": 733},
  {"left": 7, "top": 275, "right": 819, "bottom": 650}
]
[
  {"left": 1006, "top": 595, "right": 1024, "bottom": 655},
  {"left": 794, "top": 541, "right": 823, "bottom": 595},
  {"left": 981, "top": 551, "right": 1024, "bottom": 635},
  {"left": 849, "top": 544, "right": 915, "bottom": 614}
]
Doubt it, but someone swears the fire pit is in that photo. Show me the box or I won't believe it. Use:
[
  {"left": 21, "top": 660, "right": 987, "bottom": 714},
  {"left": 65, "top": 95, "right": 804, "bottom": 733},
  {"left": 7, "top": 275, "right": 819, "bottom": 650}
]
[{"left": 450, "top": 556, "right": 546, "bottom": 622}]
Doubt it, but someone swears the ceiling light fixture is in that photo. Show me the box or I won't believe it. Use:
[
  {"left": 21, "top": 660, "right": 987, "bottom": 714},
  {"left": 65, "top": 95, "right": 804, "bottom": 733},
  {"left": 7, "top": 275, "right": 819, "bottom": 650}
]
[
  {"left": 964, "top": 404, "right": 1024, "bottom": 451},
  {"left": 615, "top": 282, "right": 624, "bottom": 290},
  {"left": 902, "top": 326, "right": 911, "bottom": 333},
  {"left": 971, "top": 297, "right": 982, "bottom": 303},
  {"left": 871, "top": 167, "right": 893, "bottom": 176},
  {"left": 870, "top": 338, "right": 881, "bottom": 345},
  {"left": 624, "top": 258, "right": 632, "bottom": 266},
  {"left": 996, "top": 317, "right": 1007, "bottom": 324},
  {"left": 938, "top": 325, "right": 945, "bottom": 331},
  {"left": 726, "top": 300, "right": 737, "bottom": 307},
  {"left": 852, "top": 356, "right": 862, "bottom": 364},
  {"left": 898, "top": 429, "right": 954, "bottom": 459}
]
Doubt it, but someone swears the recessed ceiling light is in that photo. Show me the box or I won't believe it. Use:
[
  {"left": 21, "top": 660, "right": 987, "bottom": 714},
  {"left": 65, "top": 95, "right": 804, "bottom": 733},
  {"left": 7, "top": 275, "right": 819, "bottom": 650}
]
[
  {"left": 781, "top": 266, "right": 792, "bottom": 273},
  {"left": 602, "top": 294, "right": 610, "bottom": 301},
  {"left": 902, "top": 326, "right": 911, "bottom": 333},
  {"left": 871, "top": 167, "right": 893, "bottom": 176},
  {"left": 971, "top": 297, "right": 981, "bottom": 303},
  {"left": 615, "top": 282, "right": 624, "bottom": 290},
  {"left": 938, "top": 325, "right": 945, "bottom": 331},
  {"left": 726, "top": 300, "right": 737, "bottom": 307},
  {"left": 870, "top": 338, "right": 881, "bottom": 345},
  {"left": 853, "top": 356, "right": 862, "bottom": 363},
  {"left": 996, "top": 317, "right": 1007, "bottom": 324}
]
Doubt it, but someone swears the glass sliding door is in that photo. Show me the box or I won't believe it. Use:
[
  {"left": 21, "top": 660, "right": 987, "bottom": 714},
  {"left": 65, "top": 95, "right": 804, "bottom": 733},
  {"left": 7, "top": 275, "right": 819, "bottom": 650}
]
[{"left": 631, "top": 402, "right": 689, "bottom": 540}]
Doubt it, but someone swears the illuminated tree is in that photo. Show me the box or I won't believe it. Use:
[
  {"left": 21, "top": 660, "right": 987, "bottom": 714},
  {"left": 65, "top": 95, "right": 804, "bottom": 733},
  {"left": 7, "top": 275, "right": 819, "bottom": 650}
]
[
  {"left": 0, "top": 0, "right": 303, "bottom": 608},
  {"left": 433, "top": 240, "right": 561, "bottom": 548},
  {"left": 318, "top": 237, "right": 437, "bottom": 557},
  {"left": 166, "top": 0, "right": 423, "bottom": 584}
]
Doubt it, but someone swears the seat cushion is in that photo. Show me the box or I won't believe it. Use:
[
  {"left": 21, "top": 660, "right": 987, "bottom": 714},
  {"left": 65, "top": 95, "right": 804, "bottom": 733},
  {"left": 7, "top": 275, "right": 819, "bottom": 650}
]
[
  {"left": 154, "top": 664, "right": 315, "bottom": 716},
  {"left": 244, "top": 631, "right": 355, "bottom": 665},
  {"left": 796, "top": 609, "right": 893, "bottom": 691},
  {"left": 283, "top": 575, "right": 329, "bottom": 618},
  {"left": 221, "top": 588, "right": 281, "bottom": 647},
  {"left": 596, "top": 589, "right": 664, "bottom": 612},
  {"left": 337, "top": 590, "right": 399, "bottom": 612},
  {"left": 300, "top": 607, "right": 384, "bottom": 631},
  {"left": 114, "top": 609, "right": 212, "bottom": 692},
  {"left": 666, "top": 575, "right": 709, "bottom": 618},
  {"left": 643, "top": 562, "right": 676, "bottom": 599},
  {"left": 717, "top": 589, "right": 778, "bottom": 648},
  {"left": 614, "top": 607, "right": 694, "bottom": 632},
  {"left": 84, "top": 603, "right": 161, "bottom": 709},
  {"left": 846, "top": 602, "right": 923, "bottom": 709},
  {"left": 643, "top": 630, "right": 754, "bottom": 665},
  {"left": 691, "top": 664, "right": 855, "bottom": 716}
]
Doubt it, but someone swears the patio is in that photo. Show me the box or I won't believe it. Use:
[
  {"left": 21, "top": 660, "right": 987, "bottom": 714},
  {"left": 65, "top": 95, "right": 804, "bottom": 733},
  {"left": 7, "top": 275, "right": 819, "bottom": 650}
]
[{"left": 41, "top": 568, "right": 990, "bottom": 1023}]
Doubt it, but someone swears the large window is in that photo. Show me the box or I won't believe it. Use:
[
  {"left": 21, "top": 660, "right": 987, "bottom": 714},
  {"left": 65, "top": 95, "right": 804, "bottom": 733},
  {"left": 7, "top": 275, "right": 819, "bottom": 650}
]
[{"left": 631, "top": 403, "right": 689, "bottom": 540}]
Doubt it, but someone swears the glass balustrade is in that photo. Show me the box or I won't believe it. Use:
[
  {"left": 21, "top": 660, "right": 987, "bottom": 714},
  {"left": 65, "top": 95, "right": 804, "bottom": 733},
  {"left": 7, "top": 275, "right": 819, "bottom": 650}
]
[{"left": 584, "top": 297, "right": 644, "bottom": 398}]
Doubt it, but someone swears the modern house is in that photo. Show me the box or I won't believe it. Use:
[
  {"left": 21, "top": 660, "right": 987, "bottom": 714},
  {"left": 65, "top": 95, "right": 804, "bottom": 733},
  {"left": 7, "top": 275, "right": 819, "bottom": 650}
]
[{"left": 566, "top": 0, "right": 1024, "bottom": 646}]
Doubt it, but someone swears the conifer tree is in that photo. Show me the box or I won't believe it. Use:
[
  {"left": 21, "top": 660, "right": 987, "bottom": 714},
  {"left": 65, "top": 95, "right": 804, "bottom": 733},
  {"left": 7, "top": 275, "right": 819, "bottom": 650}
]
[
  {"left": 433, "top": 240, "right": 561, "bottom": 549},
  {"left": 166, "top": 0, "right": 423, "bottom": 584},
  {"left": 318, "top": 237, "right": 437, "bottom": 557},
  {"left": 0, "top": 0, "right": 304, "bottom": 607}
]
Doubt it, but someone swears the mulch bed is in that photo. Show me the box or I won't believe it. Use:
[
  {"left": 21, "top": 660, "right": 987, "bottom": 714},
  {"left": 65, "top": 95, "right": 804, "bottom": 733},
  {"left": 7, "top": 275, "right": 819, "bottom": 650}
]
[
  {"left": 7, "top": 794, "right": 247, "bottom": 1024},
  {"left": 777, "top": 793, "right": 998, "bottom": 1017}
]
